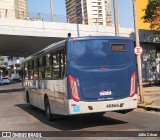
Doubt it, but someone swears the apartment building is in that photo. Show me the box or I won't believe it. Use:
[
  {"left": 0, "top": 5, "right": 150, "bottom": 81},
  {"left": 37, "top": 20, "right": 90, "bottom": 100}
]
[
  {"left": 0, "top": 0, "right": 28, "bottom": 19},
  {"left": 65, "top": 0, "right": 112, "bottom": 26}
]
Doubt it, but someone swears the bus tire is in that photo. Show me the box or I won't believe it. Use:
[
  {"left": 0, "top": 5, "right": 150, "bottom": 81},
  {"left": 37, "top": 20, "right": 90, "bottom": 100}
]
[{"left": 45, "top": 98, "right": 52, "bottom": 121}]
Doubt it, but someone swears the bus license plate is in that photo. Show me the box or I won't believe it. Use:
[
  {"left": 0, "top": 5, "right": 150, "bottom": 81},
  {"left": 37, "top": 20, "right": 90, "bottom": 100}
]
[{"left": 100, "top": 91, "right": 112, "bottom": 96}]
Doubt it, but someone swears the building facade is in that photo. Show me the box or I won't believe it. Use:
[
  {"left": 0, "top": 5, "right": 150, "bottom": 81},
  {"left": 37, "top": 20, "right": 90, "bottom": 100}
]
[
  {"left": 65, "top": 0, "right": 112, "bottom": 26},
  {"left": 0, "top": 0, "right": 28, "bottom": 19},
  {"left": 136, "top": 0, "right": 150, "bottom": 30}
]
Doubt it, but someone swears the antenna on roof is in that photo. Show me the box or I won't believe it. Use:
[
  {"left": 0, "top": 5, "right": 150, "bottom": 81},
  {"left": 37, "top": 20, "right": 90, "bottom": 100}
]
[{"left": 68, "top": 33, "right": 71, "bottom": 38}]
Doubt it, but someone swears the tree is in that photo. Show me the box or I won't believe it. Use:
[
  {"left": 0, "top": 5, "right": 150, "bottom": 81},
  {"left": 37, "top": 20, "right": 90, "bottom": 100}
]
[{"left": 143, "top": 0, "right": 160, "bottom": 30}]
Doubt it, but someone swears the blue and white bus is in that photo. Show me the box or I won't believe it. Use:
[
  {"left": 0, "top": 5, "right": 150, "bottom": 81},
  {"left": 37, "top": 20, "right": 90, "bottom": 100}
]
[{"left": 22, "top": 36, "right": 137, "bottom": 121}]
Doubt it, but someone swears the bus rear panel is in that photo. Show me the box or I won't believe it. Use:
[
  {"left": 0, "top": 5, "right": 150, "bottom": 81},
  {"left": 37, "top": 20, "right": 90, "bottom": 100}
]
[
  {"left": 22, "top": 36, "right": 137, "bottom": 118},
  {"left": 66, "top": 37, "right": 137, "bottom": 114}
]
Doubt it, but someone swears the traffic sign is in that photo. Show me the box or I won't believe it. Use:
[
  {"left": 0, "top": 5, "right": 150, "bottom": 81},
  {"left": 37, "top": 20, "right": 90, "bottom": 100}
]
[{"left": 134, "top": 46, "right": 143, "bottom": 55}]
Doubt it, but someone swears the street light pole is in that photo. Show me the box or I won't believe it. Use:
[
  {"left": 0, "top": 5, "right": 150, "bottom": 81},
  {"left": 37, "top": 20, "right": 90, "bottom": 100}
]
[
  {"left": 50, "top": 0, "right": 54, "bottom": 22},
  {"left": 133, "top": 0, "right": 144, "bottom": 103},
  {"left": 113, "top": 0, "right": 119, "bottom": 36},
  {"left": 81, "top": 0, "right": 85, "bottom": 24}
]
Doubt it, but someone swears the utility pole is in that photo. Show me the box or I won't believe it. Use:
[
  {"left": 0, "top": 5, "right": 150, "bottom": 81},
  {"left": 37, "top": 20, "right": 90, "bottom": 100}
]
[
  {"left": 133, "top": 0, "right": 144, "bottom": 103},
  {"left": 113, "top": 0, "right": 119, "bottom": 36},
  {"left": 81, "top": 0, "right": 85, "bottom": 24},
  {"left": 97, "top": 0, "right": 99, "bottom": 25},
  {"left": 50, "top": 0, "right": 54, "bottom": 22}
]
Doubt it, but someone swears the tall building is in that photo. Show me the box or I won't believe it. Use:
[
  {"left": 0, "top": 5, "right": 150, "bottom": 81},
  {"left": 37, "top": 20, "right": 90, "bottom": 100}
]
[
  {"left": 65, "top": 0, "right": 112, "bottom": 26},
  {"left": 136, "top": 0, "right": 150, "bottom": 30},
  {"left": 0, "top": 0, "right": 28, "bottom": 19}
]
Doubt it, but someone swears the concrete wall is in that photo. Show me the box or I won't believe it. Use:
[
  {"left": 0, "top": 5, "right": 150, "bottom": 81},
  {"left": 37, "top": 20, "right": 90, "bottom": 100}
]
[
  {"left": 0, "top": 18, "right": 135, "bottom": 56},
  {"left": 0, "top": 18, "right": 134, "bottom": 38}
]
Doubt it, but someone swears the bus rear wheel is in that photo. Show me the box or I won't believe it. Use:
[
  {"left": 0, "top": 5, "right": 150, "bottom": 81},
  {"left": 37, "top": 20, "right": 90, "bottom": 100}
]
[{"left": 45, "top": 98, "right": 52, "bottom": 121}]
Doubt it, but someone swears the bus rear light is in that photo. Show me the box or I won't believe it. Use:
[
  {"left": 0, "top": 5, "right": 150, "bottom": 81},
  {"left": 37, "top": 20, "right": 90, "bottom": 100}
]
[
  {"left": 69, "top": 75, "right": 80, "bottom": 102},
  {"left": 100, "top": 67, "right": 108, "bottom": 70},
  {"left": 130, "top": 72, "right": 136, "bottom": 97},
  {"left": 71, "top": 37, "right": 77, "bottom": 40},
  {"left": 124, "top": 37, "right": 130, "bottom": 40}
]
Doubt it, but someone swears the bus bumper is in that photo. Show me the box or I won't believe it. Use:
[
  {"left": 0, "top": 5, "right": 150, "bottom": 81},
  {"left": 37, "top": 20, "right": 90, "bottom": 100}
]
[{"left": 68, "top": 95, "right": 137, "bottom": 115}]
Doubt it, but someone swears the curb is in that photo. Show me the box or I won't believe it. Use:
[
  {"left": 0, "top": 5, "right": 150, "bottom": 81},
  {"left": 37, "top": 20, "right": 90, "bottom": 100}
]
[{"left": 138, "top": 104, "right": 160, "bottom": 111}]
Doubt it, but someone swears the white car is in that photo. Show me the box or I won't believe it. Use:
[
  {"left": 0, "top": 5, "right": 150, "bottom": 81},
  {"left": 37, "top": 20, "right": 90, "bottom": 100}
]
[
  {"left": 11, "top": 73, "right": 20, "bottom": 81},
  {"left": 0, "top": 77, "right": 10, "bottom": 84}
]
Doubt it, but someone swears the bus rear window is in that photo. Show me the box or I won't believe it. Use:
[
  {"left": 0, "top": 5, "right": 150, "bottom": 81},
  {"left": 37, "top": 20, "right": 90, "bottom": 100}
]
[
  {"left": 111, "top": 44, "right": 126, "bottom": 52},
  {"left": 73, "top": 40, "right": 131, "bottom": 67}
]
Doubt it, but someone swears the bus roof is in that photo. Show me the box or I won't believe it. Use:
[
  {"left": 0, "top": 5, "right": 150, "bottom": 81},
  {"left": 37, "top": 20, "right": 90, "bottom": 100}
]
[
  {"left": 22, "top": 36, "right": 132, "bottom": 63},
  {"left": 23, "top": 40, "right": 66, "bottom": 62},
  {"left": 69, "top": 36, "right": 132, "bottom": 41}
]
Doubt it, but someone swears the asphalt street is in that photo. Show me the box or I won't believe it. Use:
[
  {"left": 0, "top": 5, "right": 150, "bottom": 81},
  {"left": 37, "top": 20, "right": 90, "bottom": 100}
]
[{"left": 0, "top": 82, "right": 160, "bottom": 138}]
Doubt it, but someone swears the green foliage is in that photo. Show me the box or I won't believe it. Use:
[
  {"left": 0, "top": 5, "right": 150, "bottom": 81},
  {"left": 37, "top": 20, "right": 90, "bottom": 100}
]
[{"left": 143, "top": 0, "right": 160, "bottom": 30}]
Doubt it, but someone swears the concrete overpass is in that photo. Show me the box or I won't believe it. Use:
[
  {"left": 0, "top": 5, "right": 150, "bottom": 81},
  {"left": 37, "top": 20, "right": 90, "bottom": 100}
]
[{"left": 0, "top": 18, "right": 134, "bottom": 57}]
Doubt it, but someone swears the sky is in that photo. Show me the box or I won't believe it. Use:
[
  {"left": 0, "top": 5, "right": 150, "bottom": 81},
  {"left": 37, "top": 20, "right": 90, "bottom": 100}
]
[{"left": 28, "top": 0, "right": 134, "bottom": 28}]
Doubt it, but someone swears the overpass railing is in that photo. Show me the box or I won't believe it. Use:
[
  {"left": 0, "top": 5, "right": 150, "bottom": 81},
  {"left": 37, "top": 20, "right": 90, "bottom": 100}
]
[{"left": 0, "top": 9, "right": 112, "bottom": 26}]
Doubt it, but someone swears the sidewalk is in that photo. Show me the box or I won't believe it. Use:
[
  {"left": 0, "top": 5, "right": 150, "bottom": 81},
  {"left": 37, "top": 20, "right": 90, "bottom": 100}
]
[{"left": 138, "top": 84, "right": 160, "bottom": 111}]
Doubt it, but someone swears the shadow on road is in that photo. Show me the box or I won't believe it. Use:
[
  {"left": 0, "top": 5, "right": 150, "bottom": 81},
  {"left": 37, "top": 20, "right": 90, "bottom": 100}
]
[
  {"left": 16, "top": 103, "right": 128, "bottom": 130},
  {"left": 143, "top": 83, "right": 160, "bottom": 87},
  {"left": 0, "top": 81, "right": 22, "bottom": 94},
  {"left": 0, "top": 88, "right": 23, "bottom": 94},
  {"left": 0, "top": 81, "right": 21, "bottom": 86}
]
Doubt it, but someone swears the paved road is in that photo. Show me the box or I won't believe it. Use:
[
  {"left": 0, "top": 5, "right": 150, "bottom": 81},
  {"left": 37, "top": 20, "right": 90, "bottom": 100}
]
[{"left": 0, "top": 83, "right": 160, "bottom": 138}]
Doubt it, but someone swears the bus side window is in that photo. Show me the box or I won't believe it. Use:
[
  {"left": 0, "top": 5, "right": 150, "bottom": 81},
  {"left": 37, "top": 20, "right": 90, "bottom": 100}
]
[
  {"left": 39, "top": 68, "right": 45, "bottom": 79},
  {"left": 45, "top": 67, "right": 51, "bottom": 80},
  {"left": 30, "top": 60, "right": 34, "bottom": 80},
  {"left": 34, "top": 69, "right": 39, "bottom": 79},
  {"left": 60, "top": 49, "right": 66, "bottom": 78},
  {"left": 51, "top": 48, "right": 66, "bottom": 80},
  {"left": 45, "top": 54, "right": 51, "bottom": 80},
  {"left": 38, "top": 56, "right": 45, "bottom": 80},
  {"left": 22, "top": 63, "right": 25, "bottom": 80},
  {"left": 46, "top": 54, "right": 50, "bottom": 67},
  {"left": 24, "top": 62, "right": 28, "bottom": 80},
  {"left": 27, "top": 60, "right": 34, "bottom": 80},
  {"left": 34, "top": 58, "right": 39, "bottom": 79},
  {"left": 28, "top": 61, "right": 31, "bottom": 80},
  {"left": 52, "top": 51, "right": 60, "bottom": 79}
]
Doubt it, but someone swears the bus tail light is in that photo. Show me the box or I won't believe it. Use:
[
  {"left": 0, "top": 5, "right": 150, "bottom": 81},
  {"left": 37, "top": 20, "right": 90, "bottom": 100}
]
[
  {"left": 130, "top": 72, "right": 136, "bottom": 97},
  {"left": 69, "top": 75, "right": 80, "bottom": 102}
]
